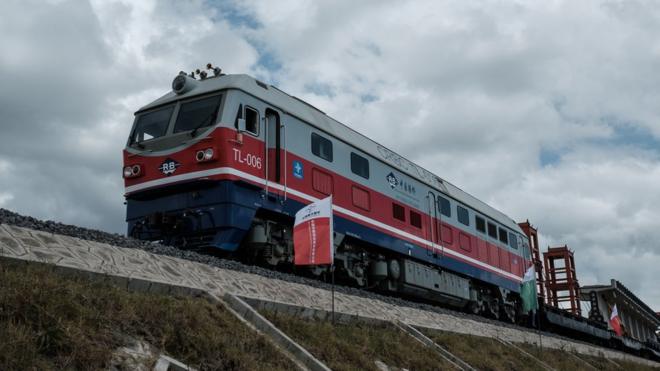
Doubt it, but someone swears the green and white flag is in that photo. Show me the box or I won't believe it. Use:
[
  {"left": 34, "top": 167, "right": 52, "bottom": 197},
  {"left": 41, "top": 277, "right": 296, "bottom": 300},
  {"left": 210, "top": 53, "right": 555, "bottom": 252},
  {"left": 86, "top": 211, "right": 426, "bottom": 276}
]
[{"left": 520, "top": 265, "right": 538, "bottom": 313}]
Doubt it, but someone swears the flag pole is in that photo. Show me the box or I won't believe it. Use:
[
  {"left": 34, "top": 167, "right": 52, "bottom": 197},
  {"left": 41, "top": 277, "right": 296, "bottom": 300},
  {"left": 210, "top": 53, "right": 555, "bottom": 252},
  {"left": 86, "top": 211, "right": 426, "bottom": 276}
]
[
  {"left": 331, "top": 263, "right": 335, "bottom": 324},
  {"left": 537, "top": 301, "right": 542, "bottom": 354},
  {"left": 538, "top": 311, "right": 541, "bottom": 352}
]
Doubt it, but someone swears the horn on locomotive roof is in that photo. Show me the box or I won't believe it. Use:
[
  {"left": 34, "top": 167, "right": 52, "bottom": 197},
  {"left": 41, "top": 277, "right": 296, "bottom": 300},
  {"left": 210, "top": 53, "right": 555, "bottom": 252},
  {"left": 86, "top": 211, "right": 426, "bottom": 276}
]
[{"left": 207, "top": 63, "right": 222, "bottom": 77}]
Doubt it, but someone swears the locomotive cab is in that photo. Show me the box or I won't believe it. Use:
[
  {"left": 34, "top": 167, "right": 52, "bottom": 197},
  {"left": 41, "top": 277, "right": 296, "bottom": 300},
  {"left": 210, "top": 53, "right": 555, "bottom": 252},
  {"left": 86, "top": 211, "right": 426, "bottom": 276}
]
[{"left": 123, "top": 67, "right": 289, "bottom": 252}]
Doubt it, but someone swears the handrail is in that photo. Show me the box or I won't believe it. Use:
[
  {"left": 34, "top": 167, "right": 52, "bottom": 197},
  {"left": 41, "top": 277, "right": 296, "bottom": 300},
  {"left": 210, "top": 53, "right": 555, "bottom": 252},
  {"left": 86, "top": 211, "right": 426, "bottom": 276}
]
[
  {"left": 282, "top": 124, "right": 287, "bottom": 201},
  {"left": 264, "top": 115, "right": 269, "bottom": 196},
  {"left": 427, "top": 192, "right": 436, "bottom": 254}
]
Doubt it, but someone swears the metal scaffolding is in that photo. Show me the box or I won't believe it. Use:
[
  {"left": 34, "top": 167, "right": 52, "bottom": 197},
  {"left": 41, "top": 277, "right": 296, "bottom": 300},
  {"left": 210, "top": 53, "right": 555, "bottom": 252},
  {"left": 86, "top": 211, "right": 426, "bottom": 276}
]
[{"left": 544, "top": 246, "right": 581, "bottom": 315}]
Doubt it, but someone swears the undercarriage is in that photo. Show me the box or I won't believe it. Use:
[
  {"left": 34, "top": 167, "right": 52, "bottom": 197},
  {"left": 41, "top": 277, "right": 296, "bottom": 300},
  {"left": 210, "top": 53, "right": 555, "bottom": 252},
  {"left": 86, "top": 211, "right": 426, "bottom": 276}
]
[{"left": 241, "top": 211, "right": 520, "bottom": 322}]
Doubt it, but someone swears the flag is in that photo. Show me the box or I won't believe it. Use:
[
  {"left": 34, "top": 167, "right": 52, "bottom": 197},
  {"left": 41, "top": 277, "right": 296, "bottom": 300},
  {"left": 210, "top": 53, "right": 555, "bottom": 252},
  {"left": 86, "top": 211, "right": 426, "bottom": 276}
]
[
  {"left": 293, "top": 196, "right": 334, "bottom": 266},
  {"left": 520, "top": 265, "right": 539, "bottom": 313},
  {"left": 609, "top": 304, "right": 624, "bottom": 336}
]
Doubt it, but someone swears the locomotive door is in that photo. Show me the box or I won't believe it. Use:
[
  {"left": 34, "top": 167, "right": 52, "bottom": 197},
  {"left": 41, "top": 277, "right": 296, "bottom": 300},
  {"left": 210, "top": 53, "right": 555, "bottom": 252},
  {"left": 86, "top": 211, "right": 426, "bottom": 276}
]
[
  {"left": 427, "top": 191, "right": 442, "bottom": 259},
  {"left": 265, "top": 109, "right": 282, "bottom": 190}
]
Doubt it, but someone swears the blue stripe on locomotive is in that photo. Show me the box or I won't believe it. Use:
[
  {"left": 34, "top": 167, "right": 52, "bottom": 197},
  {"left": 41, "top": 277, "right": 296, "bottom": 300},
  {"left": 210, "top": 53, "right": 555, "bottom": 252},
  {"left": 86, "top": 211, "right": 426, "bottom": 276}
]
[{"left": 126, "top": 180, "right": 520, "bottom": 292}]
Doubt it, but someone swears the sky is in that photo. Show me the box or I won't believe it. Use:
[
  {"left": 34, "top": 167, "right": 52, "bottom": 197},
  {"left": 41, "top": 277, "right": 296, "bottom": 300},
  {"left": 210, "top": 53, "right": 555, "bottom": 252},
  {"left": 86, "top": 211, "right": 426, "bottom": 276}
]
[{"left": 0, "top": 0, "right": 658, "bottom": 311}]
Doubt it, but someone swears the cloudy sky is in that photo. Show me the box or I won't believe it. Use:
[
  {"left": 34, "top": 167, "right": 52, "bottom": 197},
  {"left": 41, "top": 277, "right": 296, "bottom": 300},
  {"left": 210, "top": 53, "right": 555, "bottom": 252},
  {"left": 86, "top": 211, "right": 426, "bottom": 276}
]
[{"left": 0, "top": 0, "right": 658, "bottom": 310}]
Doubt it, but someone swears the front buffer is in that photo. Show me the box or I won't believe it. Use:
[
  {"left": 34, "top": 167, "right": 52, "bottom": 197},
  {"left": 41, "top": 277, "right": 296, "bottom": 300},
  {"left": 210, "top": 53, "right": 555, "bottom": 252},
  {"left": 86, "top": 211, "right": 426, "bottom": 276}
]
[{"left": 126, "top": 180, "right": 260, "bottom": 251}]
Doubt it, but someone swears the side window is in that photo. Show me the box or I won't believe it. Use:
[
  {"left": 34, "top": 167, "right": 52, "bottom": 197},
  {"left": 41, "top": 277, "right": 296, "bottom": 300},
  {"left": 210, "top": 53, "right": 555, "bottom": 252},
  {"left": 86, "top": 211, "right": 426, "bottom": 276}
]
[
  {"left": 311, "top": 133, "right": 333, "bottom": 162},
  {"left": 487, "top": 222, "right": 497, "bottom": 239},
  {"left": 438, "top": 196, "right": 451, "bottom": 217},
  {"left": 475, "top": 216, "right": 486, "bottom": 233},
  {"left": 457, "top": 205, "right": 469, "bottom": 226},
  {"left": 392, "top": 203, "right": 405, "bottom": 222},
  {"left": 350, "top": 152, "right": 369, "bottom": 179},
  {"left": 244, "top": 106, "right": 259, "bottom": 135},
  {"left": 508, "top": 232, "right": 518, "bottom": 249},
  {"left": 410, "top": 210, "right": 422, "bottom": 228},
  {"left": 498, "top": 227, "right": 508, "bottom": 244}
]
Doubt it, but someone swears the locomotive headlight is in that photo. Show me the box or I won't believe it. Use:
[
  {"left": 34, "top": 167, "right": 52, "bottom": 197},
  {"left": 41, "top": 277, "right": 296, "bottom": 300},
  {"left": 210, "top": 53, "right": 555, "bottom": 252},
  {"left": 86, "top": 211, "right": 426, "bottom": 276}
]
[
  {"left": 123, "top": 164, "right": 143, "bottom": 178},
  {"left": 123, "top": 166, "right": 133, "bottom": 178},
  {"left": 172, "top": 73, "right": 198, "bottom": 95},
  {"left": 195, "top": 148, "right": 216, "bottom": 163}
]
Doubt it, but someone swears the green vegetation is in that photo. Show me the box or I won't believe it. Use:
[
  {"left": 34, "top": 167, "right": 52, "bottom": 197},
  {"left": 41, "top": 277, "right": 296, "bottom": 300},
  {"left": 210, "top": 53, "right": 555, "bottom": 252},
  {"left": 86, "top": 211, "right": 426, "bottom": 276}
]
[
  {"left": 0, "top": 263, "right": 293, "bottom": 371},
  {"left": 519, "top": 342, "right": 658, "bottom": 371},
  {"left": 423, "top": 329, "right": 539, "bottom": 371},
  {"left": 1, "top": 261, "right": 655, "bottom": 371},
  {"left": 263, "top": 310, "right": 455, "bottom": 370},
  {"left": 580, "top": 352, "right": 658, "bottom": 371},
  {"left": 516, "top": 342, "right": 588, "bottom": 371}
]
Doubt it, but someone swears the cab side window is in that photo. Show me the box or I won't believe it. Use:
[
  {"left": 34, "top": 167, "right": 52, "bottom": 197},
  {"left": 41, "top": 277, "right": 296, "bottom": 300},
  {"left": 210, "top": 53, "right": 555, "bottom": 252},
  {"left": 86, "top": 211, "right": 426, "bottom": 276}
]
[{"left": 244, "top": 106, "right": 259, "bottom": 135}]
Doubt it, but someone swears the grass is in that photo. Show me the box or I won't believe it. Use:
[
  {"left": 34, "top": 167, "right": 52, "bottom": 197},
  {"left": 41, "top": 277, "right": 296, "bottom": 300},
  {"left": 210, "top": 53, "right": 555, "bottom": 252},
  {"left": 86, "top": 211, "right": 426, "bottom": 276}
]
[
  {"left": 262, "top": 310, "right": 456, "bottom": 370},
  {"left": 423, "top": 329, "right": 543, "bottom": 371},
  {"left": 579, "top": 352, "right": 658, "bottom": 371},
  {"left": 0, "top": 262, "right": 293, "bottom": 371},
  {"left": 425, "top": 333, "right": 658, "bottom": 371},
  {"left": 519, "top": 342, "right": 659, "bottom": 371},
  {"left": 517, "top": 342, "right": 591, "bottom": 371}
]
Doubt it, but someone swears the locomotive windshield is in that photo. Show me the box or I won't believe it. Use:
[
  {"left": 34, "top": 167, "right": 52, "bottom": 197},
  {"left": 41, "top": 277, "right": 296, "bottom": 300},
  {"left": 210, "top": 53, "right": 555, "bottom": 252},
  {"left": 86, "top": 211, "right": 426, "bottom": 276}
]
[
  {"left": 130, "top": 105, "right": 174, "bottom": 144},
  {"left": 173, "top": 94, "right": 222, "bottom": 133},
  {"left": 129, "top": 93, "right": 223, "bottom": 149}
]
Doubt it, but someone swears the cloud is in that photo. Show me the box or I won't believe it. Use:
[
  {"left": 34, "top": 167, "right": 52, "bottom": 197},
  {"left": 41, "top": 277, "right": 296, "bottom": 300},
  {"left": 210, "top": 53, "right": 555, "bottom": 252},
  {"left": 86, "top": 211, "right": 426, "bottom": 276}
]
[
  {"left": 0, "top": 0, "right": 658, "bottom": 310},
  {"left": 492, "top": 145, "right": 660, "bottom": 310},
  {"left": 0, "top": 0, "right": 259, "bottom": 232}
]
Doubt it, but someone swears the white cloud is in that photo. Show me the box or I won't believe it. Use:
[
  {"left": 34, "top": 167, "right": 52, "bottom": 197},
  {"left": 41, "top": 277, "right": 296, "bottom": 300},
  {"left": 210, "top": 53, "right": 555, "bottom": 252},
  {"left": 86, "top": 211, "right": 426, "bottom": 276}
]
[
  {"left": 0, "top": 0, "right": 658, "bottom": 310},
  {"left": 0, "top": 0, "right": 259, "bottom": 232}
]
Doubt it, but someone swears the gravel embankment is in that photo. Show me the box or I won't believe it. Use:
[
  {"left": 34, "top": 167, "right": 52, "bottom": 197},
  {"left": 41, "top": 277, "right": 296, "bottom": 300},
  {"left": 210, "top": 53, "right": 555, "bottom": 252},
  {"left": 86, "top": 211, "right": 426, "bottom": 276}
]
[{"left": 0, "top": 208, "right": 531, "bottom": 331}]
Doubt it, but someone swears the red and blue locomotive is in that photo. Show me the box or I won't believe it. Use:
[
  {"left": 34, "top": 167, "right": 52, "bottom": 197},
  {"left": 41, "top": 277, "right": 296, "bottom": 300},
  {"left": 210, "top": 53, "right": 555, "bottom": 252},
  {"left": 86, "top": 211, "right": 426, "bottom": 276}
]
[{"left": 123, "top": 66, "right": 531, "bottom": 321}]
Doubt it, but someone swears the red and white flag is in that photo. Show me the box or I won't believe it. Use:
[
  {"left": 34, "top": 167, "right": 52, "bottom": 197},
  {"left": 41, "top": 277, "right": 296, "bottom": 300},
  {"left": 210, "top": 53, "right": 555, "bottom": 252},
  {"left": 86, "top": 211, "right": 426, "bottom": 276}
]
[
  {"left": 293, "top": 196, "right": 334, "bottom": 266},
  {"left": 609, "top": 304, "right": 624, "bottom": 337}
]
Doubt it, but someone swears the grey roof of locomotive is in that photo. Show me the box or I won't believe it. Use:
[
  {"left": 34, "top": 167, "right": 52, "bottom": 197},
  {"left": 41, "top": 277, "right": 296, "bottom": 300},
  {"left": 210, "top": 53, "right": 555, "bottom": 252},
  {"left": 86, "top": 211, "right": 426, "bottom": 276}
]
[{"left": 138, "top": 74, "right": 523, "bottom": 233}]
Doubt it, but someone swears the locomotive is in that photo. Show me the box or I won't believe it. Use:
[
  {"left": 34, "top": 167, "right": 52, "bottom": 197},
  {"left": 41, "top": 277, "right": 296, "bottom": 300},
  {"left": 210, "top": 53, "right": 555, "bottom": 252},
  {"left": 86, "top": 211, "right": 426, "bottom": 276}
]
[{"left": 123, "top": 65, "right": 532, "bottom": 322}]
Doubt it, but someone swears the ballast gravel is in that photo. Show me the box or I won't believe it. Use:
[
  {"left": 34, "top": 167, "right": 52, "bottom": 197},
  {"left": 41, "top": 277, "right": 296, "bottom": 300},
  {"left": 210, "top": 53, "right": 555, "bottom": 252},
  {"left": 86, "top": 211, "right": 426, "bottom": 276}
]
[{"left": 0, "top": 207, "right": 538, "bottom": 333}]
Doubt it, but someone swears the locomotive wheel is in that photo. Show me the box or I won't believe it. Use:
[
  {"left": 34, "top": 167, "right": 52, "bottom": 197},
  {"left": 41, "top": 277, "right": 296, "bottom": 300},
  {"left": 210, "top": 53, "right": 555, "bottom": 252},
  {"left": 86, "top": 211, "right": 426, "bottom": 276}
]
[
  {"left": 483, "top": 300, "right": 500, "bottom": 320},
  {"left": 466, "top": 301, "right": 480, "bottom": 315},
  {"left": 501, "top": 304, "right": 516, "bottom": 323}
]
